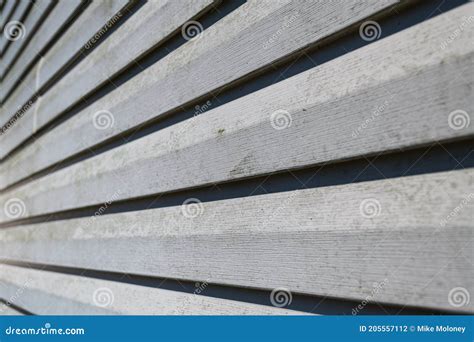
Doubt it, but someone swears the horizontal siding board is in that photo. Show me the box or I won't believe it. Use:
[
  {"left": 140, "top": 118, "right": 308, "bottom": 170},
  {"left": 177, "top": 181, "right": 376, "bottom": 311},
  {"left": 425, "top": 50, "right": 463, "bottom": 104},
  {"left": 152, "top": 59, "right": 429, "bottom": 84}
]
[
  {"left": 0, "top": 0, "right": 400, "bottom": 160},
  {"left": 1, "top": 0, "right": 217, "bottom": 128},
  {"left": 0, "top": 0, "right": 130, "bottom": 128},
  {"left": 0, "top": 5, "right": 473, "bottom": 218},
  {"left": 0, "top": 0, "right": 30, "bottom": 55},
  {"left": 1, "top": 169, "right": 472, "bottom": 312},
  {"left": 0, "top": 0, "right": 471, "bottom": 316},
  {"left": 0, "top": 0, "right": 83, "bottom": 102},
  {"left": 0, "top": 264, "right": 302, "bottom": 315},
  {"left": 0, "top": 0, "right": 53, "bottom": 79},
  {"left": 8, "top": 0, "right": 215, "bottom": 103}
]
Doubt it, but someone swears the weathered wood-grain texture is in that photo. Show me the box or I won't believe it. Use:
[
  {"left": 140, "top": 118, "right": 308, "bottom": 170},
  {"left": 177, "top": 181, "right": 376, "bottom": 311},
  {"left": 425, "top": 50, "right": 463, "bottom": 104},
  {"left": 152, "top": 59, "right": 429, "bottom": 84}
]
[
  {"left": 0, "top": 0, "right": 30, "bottom": 55},
  {"left": 0, "top": 264, "right": 302, "bottom": 315},
  {"left": 3, "top": 0, "right": 216, "bottom": 116},
  {"left": 0, "top": 0, "right": 130, "bottom": 128},
  {"left": 1, "top": 169, "right": 472, "bottom": 312},
  {"left": 0, "top": 0, "right": 53, "bottom": 79},
  {"left": 0, "top": 0, "right": 83, "bottom": 101},
  {"left": 0, "top": 0, "right": 217, "bottom": 124},
  {"left": 0, "top": 4, "right": 472, "bottom": 219},
  {"left": 0, "top": 0, "right": 16, "bottom": 32},
  {"left": 0, "top": 0, "right": 472, "bottom": 316},
  {"left": 0, "top": 0, "right": 399, "bottom": 160}
]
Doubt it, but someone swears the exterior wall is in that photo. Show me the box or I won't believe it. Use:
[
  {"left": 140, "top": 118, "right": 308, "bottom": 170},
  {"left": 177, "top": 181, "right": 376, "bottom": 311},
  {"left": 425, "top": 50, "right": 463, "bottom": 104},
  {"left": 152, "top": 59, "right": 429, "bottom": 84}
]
[{"left": 0, "top": 0, "right": 472, "bottom": 315}]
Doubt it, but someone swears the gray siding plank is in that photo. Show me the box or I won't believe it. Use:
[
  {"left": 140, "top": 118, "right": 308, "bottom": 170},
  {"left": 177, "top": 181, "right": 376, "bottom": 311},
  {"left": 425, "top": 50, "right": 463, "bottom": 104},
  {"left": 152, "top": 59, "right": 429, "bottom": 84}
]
[
  {"left": 0, "top": 5, "right": 472, "bottom": 218},
  {"left": 1, "top": 0, "right": 216, "bottom": 103},
  {"left": 0, "top": 169, "right": 472, "bottom": 312},
  {"left": 0, "top": 0, "right": 83, "bottom": 102},
  {"left": 0, "top": 0, "right": 130, "bottom": 128},
  {"left": 0, "top": 0, "right": 53, "bottom": 79},
  {"left": 0, "top": 0, "right": 30, "bottom": 55},
  {"left": 0, "top": 0, "right": 400, "bottom": 160},
  {"left": 0, "top": 264, "right": 302, "bottom": 315}
]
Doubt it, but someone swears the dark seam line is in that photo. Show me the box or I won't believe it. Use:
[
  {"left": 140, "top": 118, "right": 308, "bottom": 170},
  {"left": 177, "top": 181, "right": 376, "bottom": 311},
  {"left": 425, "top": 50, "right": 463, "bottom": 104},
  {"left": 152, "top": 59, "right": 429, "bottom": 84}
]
[
  {"left": 0, "top": 0, "right": 20, "bottom": 47},
  {"left": 0, "top": 0, "right": 240, "bottom": 151},
  {"left": 0, "top": 0, "right": 467, "bottom": 183},
  {"left": 0, "top": 139, "right": 472, "bottom": 228},
  {"left": 0, "top": 0, "right": 143, "bottom": 127},
  {"left": 0, "top": 0, "right": 57, "bottom": 81},
  {"left": 0, "top": 298, "right": 34, "bottom": 315},
  {"left": 0, "top": 0, "right": 32, "bottom": 58},
  {"left": 0, "top": 0, "right": 92, "bottom": 102},
  {"left": 0, "top": 260, "right": 458, "bottom": 316}
]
